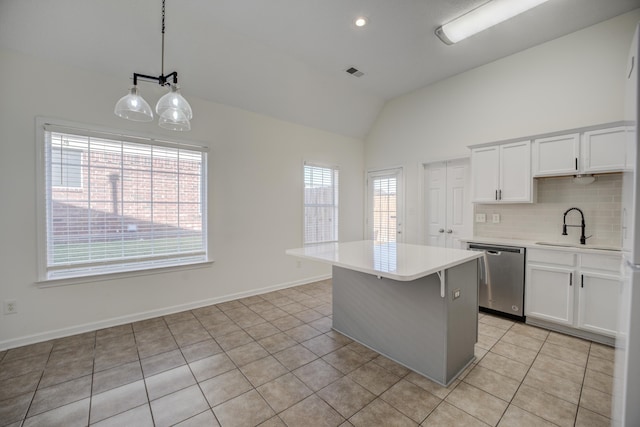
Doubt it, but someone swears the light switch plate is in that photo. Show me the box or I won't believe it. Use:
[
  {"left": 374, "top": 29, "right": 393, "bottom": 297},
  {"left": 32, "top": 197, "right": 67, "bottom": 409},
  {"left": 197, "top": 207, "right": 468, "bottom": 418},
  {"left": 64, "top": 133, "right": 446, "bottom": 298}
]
[
  {"left": 492, "top": 214, "right": 500, "bottom": 223},
  {"left": 475, "top": 214, "right": 486, "bottom": 223}
]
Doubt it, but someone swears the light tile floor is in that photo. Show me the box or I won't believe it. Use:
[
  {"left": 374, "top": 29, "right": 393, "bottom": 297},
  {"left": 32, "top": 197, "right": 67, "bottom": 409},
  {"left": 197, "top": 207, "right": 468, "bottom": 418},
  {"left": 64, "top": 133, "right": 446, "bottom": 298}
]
[{"left": 0, "top": 280, "right": 615, "bottom": 426}]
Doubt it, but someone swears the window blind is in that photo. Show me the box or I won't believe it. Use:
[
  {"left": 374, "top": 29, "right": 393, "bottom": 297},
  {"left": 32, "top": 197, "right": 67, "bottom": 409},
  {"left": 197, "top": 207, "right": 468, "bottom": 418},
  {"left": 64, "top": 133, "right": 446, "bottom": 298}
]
[
  {"left": 372, "top": 176, "right": 397, "bottom": 243},
  {"left": 303, "top": 163, "right": 339, "bottom": 245},
  {"left": 41, "top": 124, "right": 208, "bottom": 280}
]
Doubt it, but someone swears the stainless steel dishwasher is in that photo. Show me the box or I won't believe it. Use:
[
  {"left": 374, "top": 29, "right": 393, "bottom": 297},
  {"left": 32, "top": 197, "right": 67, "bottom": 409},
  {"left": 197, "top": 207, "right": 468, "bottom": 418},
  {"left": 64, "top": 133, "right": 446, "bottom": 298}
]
[{"left": 467, "top": 243, "right": 526, "bottom": 321}]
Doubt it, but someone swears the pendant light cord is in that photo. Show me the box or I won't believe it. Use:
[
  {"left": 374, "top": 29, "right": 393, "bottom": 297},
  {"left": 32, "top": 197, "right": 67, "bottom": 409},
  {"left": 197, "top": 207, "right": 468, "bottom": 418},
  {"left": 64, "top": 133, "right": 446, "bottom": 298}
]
[{"left": 161, "top": 0, "right": 166, "bottom": 82}]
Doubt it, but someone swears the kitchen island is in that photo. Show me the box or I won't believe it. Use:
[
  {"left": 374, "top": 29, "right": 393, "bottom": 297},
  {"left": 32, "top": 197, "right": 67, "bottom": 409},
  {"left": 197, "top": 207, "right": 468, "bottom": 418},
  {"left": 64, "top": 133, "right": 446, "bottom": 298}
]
[{"left": 286, "top": 240, "right": 483, "bottom": 386}]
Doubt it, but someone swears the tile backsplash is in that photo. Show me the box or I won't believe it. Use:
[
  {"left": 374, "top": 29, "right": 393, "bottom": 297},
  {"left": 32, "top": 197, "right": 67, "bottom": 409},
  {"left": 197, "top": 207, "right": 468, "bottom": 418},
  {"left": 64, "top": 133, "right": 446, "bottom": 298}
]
[{"left": 474, "top": 174, "right": 622, "bottom": 247}]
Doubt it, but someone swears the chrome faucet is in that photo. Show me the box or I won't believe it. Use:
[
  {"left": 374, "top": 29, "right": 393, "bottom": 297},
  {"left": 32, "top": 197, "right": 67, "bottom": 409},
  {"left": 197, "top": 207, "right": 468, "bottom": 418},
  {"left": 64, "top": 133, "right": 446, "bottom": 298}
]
[{"left": 562, "top": 207, "right": 589, "bottom": 245}]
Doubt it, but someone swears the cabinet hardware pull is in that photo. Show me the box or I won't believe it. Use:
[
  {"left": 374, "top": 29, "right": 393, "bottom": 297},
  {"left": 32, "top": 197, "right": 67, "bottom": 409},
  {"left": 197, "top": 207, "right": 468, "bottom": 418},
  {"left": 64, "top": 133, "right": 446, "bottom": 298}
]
[
  {"left": 495, "top": 190, "right": 498, "bottom": 200},
  {"left": 575, "top": 158, "right": 578, "bottom": 171},
  {"left": 581, "top": 274, "right": 584, "bottom": 288},
  {"left": 569, "top": 273, "right": 573, "bottom": 286},
  {"left": 499, "top": 189, "right": 502, "bottom": 200}
]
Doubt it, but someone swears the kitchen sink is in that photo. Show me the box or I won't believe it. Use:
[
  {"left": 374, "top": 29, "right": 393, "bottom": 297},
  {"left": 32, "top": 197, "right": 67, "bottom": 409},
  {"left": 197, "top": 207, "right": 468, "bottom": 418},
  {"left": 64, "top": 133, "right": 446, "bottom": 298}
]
[
  {"left": 536, "top": 242, "right": 575, "bottom": 248},
  {"left": 535, "top": 242, "right": 621, "bottom": 251}
]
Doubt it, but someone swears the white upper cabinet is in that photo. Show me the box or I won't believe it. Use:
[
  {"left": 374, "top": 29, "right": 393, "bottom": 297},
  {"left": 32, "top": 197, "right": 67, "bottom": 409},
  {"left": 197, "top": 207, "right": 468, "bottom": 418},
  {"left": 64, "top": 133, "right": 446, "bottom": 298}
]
[
  {"left": 581, "top": 126, "right": 627, "bottom": 173},
  {"left": 532, "top": 125, "right": 627, "bottom": 177},
  {"left": 500, "top": 141, "right": 532, "bottom": 202},
  {"left": 532, "top": 133, "right": 580, "bottom": 176},
  {"left": 471, "top": 141, "right": 533, "bottom": 203},
  {"left": 470, "top": 146, "right": 500, "bottom": 203}
]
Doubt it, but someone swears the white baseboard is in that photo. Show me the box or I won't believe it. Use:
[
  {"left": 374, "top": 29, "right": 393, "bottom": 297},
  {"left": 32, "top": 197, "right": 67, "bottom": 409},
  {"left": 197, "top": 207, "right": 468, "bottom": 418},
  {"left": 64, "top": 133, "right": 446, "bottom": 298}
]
[
  {"left": 0, "top": 274, "right": 331, "bottom": 351},
  {"left": 526, "top": 317, "right": 615, "bottom": 346}
]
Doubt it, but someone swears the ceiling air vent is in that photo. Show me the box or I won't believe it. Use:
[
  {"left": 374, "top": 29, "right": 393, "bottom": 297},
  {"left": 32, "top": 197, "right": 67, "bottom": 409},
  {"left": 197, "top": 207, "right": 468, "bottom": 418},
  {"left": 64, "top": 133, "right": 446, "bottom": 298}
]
[{"left": 345, "top": 67, "right": 364, "bottom": 78}]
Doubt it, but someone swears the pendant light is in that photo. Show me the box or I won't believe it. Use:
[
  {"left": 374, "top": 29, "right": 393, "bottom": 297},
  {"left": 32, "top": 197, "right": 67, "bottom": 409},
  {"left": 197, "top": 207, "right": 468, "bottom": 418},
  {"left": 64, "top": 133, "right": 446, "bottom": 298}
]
[
  {"left": 114, "top": 0, "right": 193, "bottom": 130},
  {"left": 114, "top": 87, "right": 154, "bottom": 122},
  {"left": 156, "top": 85, "right": 193, "bottom": 120}
]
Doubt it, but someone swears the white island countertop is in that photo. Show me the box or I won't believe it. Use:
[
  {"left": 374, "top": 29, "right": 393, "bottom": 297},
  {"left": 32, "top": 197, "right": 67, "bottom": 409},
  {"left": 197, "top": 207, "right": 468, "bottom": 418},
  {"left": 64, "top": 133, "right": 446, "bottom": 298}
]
[{"left": 286, "top": 240, "right": 483, "bottom": 282}]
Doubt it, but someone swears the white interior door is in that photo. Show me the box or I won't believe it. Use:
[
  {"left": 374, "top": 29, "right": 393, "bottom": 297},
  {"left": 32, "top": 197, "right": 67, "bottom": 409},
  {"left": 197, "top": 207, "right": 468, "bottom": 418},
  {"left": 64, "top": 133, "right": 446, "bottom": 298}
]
[
  {"left": 424, "top": 159, "right": 471, "bottom": 249},
  {"left": 367, "top": 168, "right": 403, "bottom": 243},
  {"left": 425, "top": 164, "right": 447, "bottom": 247}
]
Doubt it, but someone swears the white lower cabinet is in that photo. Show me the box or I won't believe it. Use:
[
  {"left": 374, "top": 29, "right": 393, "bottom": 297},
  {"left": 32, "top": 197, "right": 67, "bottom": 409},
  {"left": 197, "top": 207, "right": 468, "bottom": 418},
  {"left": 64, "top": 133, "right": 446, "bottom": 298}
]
[
  {"left": 577, "top": 271, "right": 620, "bottom": 336},
  {"left": 525, "top": 248, "right": 621, "bottom": 338},
  {"left": 526, "top": 264, "right": 574, "bottom": 325}
]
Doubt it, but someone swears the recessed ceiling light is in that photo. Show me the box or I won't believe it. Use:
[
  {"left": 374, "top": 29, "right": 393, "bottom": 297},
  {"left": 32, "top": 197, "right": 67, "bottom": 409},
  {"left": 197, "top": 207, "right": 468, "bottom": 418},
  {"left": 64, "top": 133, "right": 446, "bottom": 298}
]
[{"left": 354, "top": 17, "right": 367, "bottom": 27}]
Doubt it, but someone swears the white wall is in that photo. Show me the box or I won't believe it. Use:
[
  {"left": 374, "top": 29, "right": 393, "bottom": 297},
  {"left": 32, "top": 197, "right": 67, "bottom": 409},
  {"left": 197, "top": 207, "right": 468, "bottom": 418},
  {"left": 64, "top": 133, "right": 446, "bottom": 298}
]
[
  {"left": 365, "top": 10, "right": 640, "bottom": 245},
  {"left": 0, "top": 48, "right": 364, "bottom": 349}
]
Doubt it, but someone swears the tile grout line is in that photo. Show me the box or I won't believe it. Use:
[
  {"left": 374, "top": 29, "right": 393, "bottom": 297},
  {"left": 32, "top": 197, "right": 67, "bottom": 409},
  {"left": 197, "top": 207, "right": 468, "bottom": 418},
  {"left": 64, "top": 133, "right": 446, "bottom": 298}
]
[
  {"left": 132, "top": 322, "right": 157, "bottom": 427},
  {"left": 455, "top": 320, "right": 515, "bottom": 427},
  {"left": 492, "top": 322, "right": 547, "bottom": 427},
  {"left": 18, "top": 345, "right": 53, "bottom": 426},
  {"left": 87, "top": 333, "right": 97, "bottom": 426}
]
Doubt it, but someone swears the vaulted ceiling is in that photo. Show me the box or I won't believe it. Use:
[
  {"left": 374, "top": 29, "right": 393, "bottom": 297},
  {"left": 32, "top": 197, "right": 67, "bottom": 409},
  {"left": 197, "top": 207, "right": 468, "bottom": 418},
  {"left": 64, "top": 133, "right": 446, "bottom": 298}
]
[{"left": 1, "top": 0, "right": 639, "bottom": 138}]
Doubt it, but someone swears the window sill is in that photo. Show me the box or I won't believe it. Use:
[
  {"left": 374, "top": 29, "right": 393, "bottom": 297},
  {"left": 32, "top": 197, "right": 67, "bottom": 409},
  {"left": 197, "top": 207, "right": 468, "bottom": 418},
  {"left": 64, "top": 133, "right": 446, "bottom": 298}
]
[{"left": 36, "top": 259, "right": 214, "bottom": 288}]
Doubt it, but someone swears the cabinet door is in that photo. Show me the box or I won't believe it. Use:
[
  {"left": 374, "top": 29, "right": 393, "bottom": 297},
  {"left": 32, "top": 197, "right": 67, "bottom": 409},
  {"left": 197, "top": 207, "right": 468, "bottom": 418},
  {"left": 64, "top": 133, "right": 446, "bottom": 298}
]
[
  {"left": 500, "top": 140, "right": 532, "bottom": 202},
  {"left": 525, "top": 264, "right": 574, "bottom": 325},
  {"left": 532, "top": 133, "right": 579, "bottom": 177},
  {"left": 471, "top": 146, "right": 500, "bottom": 203},
  {"left": 577, "top": 272, "right": 620, "bottom": 337},
  {"left": 582, "top": 127, "right": 627, "bottom": 173}
]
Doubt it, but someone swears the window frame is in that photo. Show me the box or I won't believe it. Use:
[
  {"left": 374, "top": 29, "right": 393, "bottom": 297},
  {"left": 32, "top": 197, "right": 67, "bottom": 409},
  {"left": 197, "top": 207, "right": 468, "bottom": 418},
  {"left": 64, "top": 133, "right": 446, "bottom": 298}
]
[
  {"left": 35, "top": 118, "right": 212, "bottom": 285},
  {"left": 303, "top": 161, "right": 339, "bottom": 246}
]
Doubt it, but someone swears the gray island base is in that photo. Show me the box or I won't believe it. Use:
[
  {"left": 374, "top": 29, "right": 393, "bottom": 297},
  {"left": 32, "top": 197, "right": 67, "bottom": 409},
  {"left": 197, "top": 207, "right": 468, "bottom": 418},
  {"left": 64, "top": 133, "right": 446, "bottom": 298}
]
[{"left": 332, "top": 260, "right": 478, "bottom": 386}]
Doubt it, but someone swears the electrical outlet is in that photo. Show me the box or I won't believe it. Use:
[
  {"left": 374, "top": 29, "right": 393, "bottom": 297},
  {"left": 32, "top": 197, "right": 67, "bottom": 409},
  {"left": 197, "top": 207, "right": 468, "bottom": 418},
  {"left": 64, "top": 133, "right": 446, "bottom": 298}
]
[
  {"left": 492, "top": 213, "right": 501, "bottom": 223},
  {"left": 4, "top": 300, "right": 17, "bottom": 315},
  {"left": 452, "top": 289, "right": 461, "bottom": 300},
  {"left": 475, "top": 213, "right": 486, "bottom": 223}
]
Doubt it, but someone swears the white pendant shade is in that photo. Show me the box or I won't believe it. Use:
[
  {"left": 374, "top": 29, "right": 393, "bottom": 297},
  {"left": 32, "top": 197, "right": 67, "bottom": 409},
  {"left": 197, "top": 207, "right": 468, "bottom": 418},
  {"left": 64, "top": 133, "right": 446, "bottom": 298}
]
[
  {"left": 158, "top": 107, "right": 191, "bottom": 131},
  {"left": 156, "top": 85, "right": 193, "bottom": 120},
  {"left": 114, "top": 86, "right": 154, "bottom": 122}
]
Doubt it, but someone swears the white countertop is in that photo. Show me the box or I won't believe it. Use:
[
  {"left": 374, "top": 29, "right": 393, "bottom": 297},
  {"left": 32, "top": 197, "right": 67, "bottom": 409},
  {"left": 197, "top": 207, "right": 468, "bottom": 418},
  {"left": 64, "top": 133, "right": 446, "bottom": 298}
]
[
  {"left": 286, "top": 240, "right": 483, "bottom": 282},
  {"left": 460, "top": 236, "right": 621, "bottom": 256}
]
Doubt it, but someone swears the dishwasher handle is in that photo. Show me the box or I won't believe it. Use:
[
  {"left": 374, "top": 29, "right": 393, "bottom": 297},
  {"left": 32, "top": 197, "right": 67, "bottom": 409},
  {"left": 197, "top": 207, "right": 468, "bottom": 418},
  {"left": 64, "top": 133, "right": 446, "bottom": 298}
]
[
  {"left": 467, "top": 244, "right": 524, "bottom": 254},
  {"left": 472, "top": 253, "right": 489, "bottom": 286}
]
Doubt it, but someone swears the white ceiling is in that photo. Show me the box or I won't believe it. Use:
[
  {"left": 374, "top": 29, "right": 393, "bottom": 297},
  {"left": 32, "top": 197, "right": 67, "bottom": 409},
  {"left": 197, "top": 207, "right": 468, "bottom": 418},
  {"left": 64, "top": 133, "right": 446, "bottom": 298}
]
[{"left": 1, "top": 0, "right": 639, "bottom": 138}]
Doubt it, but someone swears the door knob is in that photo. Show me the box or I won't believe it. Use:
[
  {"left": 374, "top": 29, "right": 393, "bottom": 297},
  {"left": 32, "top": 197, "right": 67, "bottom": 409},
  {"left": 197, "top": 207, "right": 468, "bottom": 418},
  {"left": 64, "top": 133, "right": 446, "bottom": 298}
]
[
  {"left": 438, "top": 229, "right": 445, "bottom": 233},
  {"left": 446, "top": 229, "right": 453, "bottom": 234}
]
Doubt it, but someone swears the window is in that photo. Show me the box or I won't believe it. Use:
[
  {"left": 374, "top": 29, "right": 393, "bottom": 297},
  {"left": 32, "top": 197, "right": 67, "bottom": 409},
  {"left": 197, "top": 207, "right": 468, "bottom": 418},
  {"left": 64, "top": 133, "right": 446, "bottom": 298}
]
[
  {"left": 38, "top": 121, "right": 208, "bottom": 281},
  {"left": 303, "top": 163, "right": 339, "bottom": 245},
  {"left": 51, "top": 148, "right": 82, "bottom": 188}
]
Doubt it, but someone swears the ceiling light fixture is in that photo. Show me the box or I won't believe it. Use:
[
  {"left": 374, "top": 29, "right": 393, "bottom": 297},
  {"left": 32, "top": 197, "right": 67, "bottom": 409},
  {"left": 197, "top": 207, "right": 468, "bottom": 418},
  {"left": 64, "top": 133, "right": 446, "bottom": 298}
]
[
  {"left": 114, "top": 0, "right": 192, "bottom": 131},
  {"left": 435, "top": 0, "right": 550, "bottom": 45},
  {"left": 354, "top": 17, "right": 368, "bottom": 27}
]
